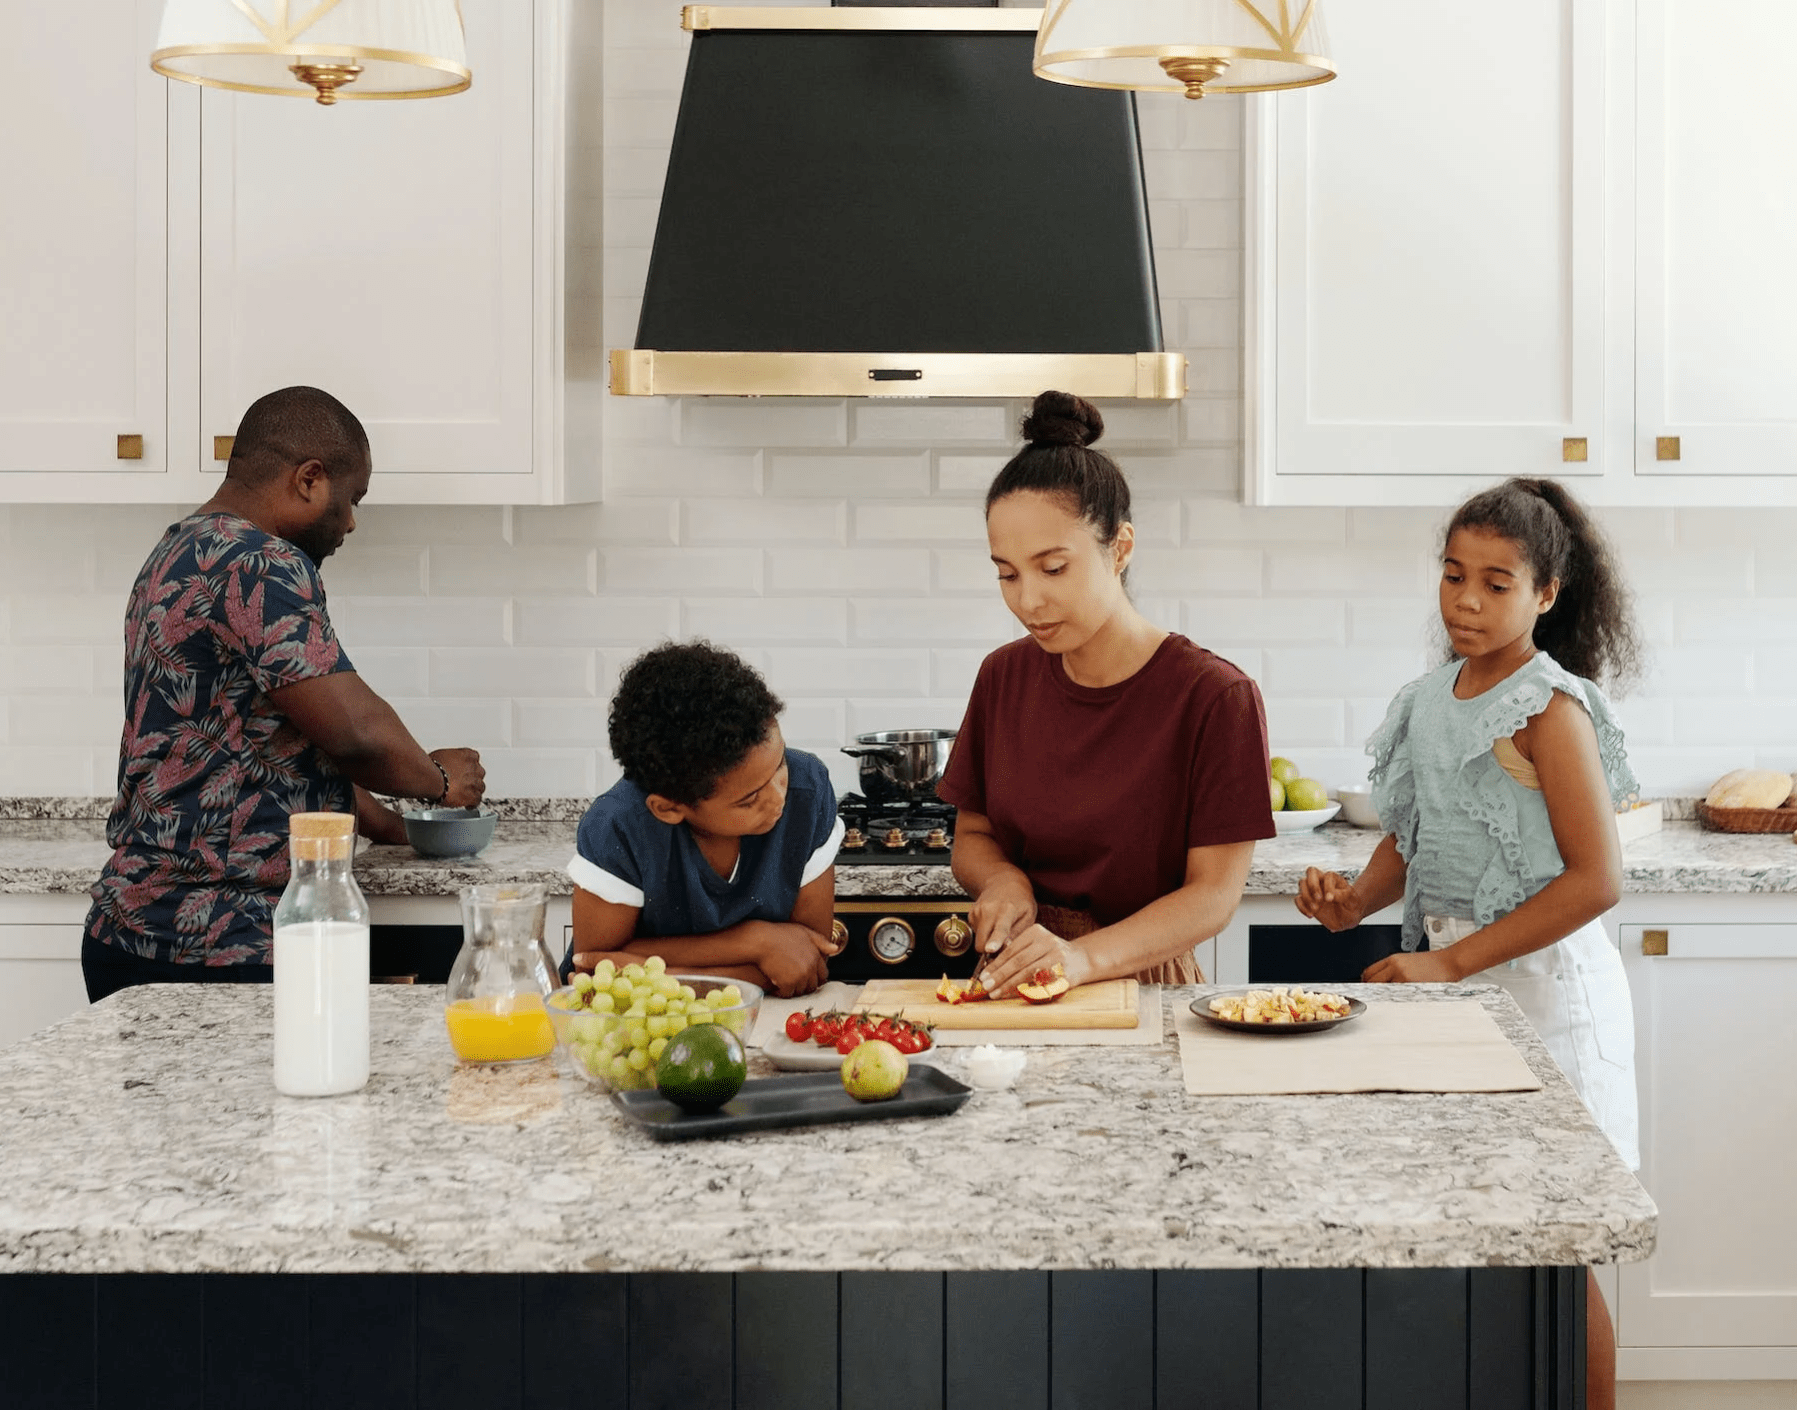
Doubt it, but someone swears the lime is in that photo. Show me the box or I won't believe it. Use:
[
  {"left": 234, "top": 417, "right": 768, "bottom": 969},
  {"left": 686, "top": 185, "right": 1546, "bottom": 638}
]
[
  {"left": 1270, "top": 757, "right": 1301, "bottom": 786},
  {"left": 1285, "top": 777, "right": 1329, "bottom": 812},
  {"left": 1269, "top": 777, "right": 1286, "bottom": 811},
  {"left": 654, "top": 1023, "right": 747, "bottom": 1112}
]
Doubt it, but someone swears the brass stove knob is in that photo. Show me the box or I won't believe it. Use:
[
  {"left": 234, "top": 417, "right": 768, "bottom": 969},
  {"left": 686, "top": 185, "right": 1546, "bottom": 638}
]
[
  {"left": 883, "top": 827, "right": 907, "bottom": 849},
  {"left": 924, "top": 827, "right": 949, "bottom": 850},
  {"left": 934, "top": 915, "right": 973, "bottom": 956},
  {"left": 828, "top": 918, "right": 849, "bottom": 955},
  {"left": 842, "top": 827, "right": 866, "bottom": 850}
]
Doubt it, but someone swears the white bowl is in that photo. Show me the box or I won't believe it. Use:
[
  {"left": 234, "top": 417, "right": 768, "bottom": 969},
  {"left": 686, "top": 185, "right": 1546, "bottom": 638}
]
[
  {"left": 1335, "top": 786, "right": 1380, "bottom": 829},
  {"left": 1272, "top": 803, "right": 1341, "bottom": 834}
]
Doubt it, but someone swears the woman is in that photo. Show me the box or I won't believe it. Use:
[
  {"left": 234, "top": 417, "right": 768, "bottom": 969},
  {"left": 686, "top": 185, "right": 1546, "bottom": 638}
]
[{"left": 938, "top": 391, "right": 1276, "bottom": 995}]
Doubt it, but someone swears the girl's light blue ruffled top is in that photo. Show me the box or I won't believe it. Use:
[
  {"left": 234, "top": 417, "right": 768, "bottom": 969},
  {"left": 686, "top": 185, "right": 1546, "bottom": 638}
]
[{"left": 1367, "top": 652, "right": 1637, "bottom": 953}]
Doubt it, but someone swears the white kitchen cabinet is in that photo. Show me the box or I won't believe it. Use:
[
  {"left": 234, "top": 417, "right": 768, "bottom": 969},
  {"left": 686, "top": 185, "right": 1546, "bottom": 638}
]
[
  {"left": 1248, "top": 0, "right": 1797, "bottom": 506},
  {"left": 0, "top": 1, "right": 203, "bottom": 498},
  {"left": 0, "top": 0, "right": 598, "bottom": 506},
  {"left": 0, "top": 896, "right": 91, "bottom": 1052},
  {"left": 1615, "top": 899, "right": 1797, "bottom": 1381},
  {"left": 1628, "top": 0, "right": 1797, "bottom": 486}
]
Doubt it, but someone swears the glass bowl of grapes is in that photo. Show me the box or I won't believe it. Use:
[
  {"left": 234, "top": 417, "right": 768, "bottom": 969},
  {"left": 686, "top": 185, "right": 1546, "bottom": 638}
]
[{"left": 547, "top": 959, "right": 762, "bottom": 1092}]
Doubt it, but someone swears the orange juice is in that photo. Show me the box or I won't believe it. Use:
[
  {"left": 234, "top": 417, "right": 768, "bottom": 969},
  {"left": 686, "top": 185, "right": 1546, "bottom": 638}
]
[{"left": 444, "top": 994, "right": 555, "bottom": 1063}]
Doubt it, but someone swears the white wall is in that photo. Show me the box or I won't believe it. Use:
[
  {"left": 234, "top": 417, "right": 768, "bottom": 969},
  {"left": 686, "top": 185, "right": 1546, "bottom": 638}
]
[{"left": 0, "top": 2, "right": 1791, "bottom": 803}]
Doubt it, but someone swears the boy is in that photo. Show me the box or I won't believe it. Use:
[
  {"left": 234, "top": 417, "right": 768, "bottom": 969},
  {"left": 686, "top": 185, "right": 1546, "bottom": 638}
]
[{"left": 565, "top": 641, "right": 843, "bottom": 997}]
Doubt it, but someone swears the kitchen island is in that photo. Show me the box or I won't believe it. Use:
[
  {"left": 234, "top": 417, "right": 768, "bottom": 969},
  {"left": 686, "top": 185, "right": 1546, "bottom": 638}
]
[{"left": 0, "top": 981, "right": 1652, "bottom": 1409}]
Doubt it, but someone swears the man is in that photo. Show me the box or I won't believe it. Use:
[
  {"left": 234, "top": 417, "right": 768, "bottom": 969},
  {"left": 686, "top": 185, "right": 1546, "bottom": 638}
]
[{"left": 83, "top": 386, "right": 486, "bottom": 1002}]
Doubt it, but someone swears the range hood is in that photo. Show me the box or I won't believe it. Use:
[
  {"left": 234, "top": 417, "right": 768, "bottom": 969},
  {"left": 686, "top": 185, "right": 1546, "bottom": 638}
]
[{"left": 610, "top": 6, "right": 1186, "bottom": 400}]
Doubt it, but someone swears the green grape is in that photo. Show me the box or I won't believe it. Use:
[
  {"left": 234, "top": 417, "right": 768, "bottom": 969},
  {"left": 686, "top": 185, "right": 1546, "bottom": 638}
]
[
  {"left": 588, "top": 992, "right": 615, "bottom": 1014},
  {"left": 646, "top": 993, "right": 669, "bottom": 1015},
  {"left": 623, "top": 962, "right": 646, "bottom": 982},
  {"left": 720, "top": 985, "right": 743, "bottom": 1005},
  {"left": 688, "top": 1010, "right": 714, "bottom": 1026},
  {"left": 571, "top": 972, "right": 596, "bottom": 996},
  {"left": 644, "top": 955, "right": 667, "bottom": 975},
  {"left": 653, "top": 976, "right": 680, "bottom": 997},
  {"left": 678, "top": 984, "right": 697, "bottom": 1001},
  {"left": 609, "top": 977, "right": 634, "bottom": 1003},
  {"left": 705, "top": 990, "right": 728, "bottom": 1009},
  {"left": 625, "top": 1004, "right": 648, "bottom": 1020},
  {"left": 628, "top": 1023, "right": 650, "bottom": 1049},
  {"left": 569, "top": 1014, "right": 603, "bottom": 1044},
  {"left": 646, "top": 1015, "right": 670, "bottom": 1038},
  {"left": 719, "top": 1011, "right": 746, "bottom": 1035},
  {"left": 601, "top": 1030, "right": 626, "bottom": 1056},
  {"left": 626, "top": 1047, "right": 651, "bottom": 1071},
  {"left": 648, "top": 1036, "right": 668, "bottom": 1061},
  {"left": 665, "top": 1014, "right": 688, "bottom": 1034},
  {"left": 608, "top": 1055, "right": 632, "bottom": 1082},
  {"left": 664, "top": 999, "right": 687, "bottom": 1016}
]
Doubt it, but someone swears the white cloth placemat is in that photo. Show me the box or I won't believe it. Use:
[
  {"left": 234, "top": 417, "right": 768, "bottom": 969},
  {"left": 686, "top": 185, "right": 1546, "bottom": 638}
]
[
  {"left": 1175, "top": 997, "right": 1543, "bottom": 1095},
  {"left": 752, "top": 983, "right": 1164, "bottom": 1048}
]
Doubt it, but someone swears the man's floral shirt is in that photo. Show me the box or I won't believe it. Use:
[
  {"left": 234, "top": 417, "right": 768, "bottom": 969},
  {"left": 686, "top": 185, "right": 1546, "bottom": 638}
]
[{"left": 86, "top": 513, "right": 355, "bottom": 965}]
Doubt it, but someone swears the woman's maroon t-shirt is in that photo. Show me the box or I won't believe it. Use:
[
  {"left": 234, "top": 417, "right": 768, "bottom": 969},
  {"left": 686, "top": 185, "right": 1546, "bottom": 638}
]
[{"left": 937, "top": 633, "right": 1275, "bottom": 927}]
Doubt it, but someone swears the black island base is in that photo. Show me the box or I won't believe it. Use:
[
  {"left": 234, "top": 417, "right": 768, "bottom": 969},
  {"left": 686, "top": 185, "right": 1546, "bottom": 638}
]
[{"left": 2, "top": 1265, "right": 1585, "bottom": 1410}]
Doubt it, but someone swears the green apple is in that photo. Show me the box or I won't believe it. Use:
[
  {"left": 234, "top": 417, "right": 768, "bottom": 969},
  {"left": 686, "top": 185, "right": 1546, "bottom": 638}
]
[
  {"left": 1269, "top": 778, "right": 1286, "bottom": 811},
  {"left": 1285, "top": 777, "right": 1329, "bottom": 812},
  {"left": 1270, "top": 757, "right": 1301, "bottom": 786}
]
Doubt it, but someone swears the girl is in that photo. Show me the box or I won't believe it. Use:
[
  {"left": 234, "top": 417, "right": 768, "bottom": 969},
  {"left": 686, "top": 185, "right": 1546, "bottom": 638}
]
[
  {"left": 1296, "top": 477, "right": 1643, "bottom": 1410},
  {"left": 940, "top": 390, "right": 1275, "bottom": 997}
]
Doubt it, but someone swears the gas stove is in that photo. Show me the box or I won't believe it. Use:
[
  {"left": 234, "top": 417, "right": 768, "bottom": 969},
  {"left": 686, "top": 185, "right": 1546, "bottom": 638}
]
[{"left": 833, "top": 793, "right": 956, "bottom": 865}]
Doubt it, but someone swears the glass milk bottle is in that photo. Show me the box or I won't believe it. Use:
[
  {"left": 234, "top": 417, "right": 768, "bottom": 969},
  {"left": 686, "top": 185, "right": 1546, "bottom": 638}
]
[
  {"left": 445, "top": 883, "right": 557, "bottom": 1064},
  {"left": 273, "top": 811, "right": 370, "bottom": 1096}
]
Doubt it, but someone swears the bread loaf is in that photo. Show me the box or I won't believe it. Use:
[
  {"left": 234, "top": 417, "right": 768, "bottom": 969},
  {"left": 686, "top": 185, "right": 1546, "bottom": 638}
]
[{"left": 1705, "top": 769, "right": 1795, "bottom": 810}]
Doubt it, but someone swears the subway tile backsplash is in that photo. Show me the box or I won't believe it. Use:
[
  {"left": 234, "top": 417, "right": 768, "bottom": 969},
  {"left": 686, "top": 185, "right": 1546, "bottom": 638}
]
[{"left": 1, "top": 1, "right": 1793, "bottom": 802}]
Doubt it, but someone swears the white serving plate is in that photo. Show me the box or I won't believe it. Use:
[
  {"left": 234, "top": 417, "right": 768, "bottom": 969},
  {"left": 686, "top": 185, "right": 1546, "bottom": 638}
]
[
  {"left": 762, "top": 1030, "right": 937, "bottom": 1072},
  {"left": 1272, "top": 803, "right": 1341, "bottom": 834}
]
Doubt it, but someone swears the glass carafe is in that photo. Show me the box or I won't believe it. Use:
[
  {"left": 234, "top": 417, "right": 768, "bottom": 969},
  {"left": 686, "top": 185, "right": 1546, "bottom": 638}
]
[
  {"left": 273, "top": 811, "right": 371, "bottom": 1096},
  {"left": 445, "top": 883, "right": 558, "bottom": 1064}
]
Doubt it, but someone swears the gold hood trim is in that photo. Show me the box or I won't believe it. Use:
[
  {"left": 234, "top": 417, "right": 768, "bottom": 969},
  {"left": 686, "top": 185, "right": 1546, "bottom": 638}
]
[{"left": 609, "top": 351, "right": 1186, "bottom": 399}]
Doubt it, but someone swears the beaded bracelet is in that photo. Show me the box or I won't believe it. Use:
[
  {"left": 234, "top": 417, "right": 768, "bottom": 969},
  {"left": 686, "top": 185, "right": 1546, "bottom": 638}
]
[{"left": 430, "top": 757, "right": 451, "bottom": 805}]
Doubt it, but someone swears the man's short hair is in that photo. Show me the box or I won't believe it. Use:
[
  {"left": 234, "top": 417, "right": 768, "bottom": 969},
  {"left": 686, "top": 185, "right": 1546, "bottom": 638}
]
[
  {"left": 225, "top": 386, "right": 369, "bottom": 486},
  {"left": 609, "top": 641, "right": 785, "bottom": 805}
]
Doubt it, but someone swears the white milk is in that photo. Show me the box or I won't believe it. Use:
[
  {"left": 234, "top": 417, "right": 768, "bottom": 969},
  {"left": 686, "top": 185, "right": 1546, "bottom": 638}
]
[{"left": 273, "top": 921, "right": 370, "bottom": 1096}]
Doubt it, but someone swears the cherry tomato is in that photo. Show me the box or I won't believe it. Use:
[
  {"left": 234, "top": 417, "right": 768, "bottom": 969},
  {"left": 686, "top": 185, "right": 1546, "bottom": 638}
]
[
  {"left": 784, "top": 1012, "right": 812, "bottom": 1042},
  {"left": 893, "top": 1030, "right": 924, "bottom": 1055},
  {"left": 836, "top": 1029, "right": 867, "bottom": 1054},
  {"left": 811, "top": 1015, "right": 842, "bottom": 1046}
]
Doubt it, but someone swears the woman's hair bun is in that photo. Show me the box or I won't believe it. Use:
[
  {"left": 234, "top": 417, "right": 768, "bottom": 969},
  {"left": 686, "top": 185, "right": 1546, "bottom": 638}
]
[{"left": 1022, "top": 389, "right": 1104, "bottom": 449}]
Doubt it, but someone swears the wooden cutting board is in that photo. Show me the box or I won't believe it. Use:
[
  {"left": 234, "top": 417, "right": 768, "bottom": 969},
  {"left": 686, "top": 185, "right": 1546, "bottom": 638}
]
[{"left": 853, "top": 978, "right": 1140, "bottom": 1030}]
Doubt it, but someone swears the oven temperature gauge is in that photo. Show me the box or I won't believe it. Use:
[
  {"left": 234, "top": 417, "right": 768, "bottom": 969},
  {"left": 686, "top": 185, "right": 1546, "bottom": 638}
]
[{"left": 868, "top": 917, "right": 916, "bottom": 966}]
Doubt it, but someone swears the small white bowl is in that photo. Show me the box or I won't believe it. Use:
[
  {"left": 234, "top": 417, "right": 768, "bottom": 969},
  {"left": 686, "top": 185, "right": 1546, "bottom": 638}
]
[
  {"left": 1335, "top": 786, "right": 1380, "bottom": 829},
  {"left": 1272, "top": 803, "right": 1341, "bottom": 834},
  {"left": 962, "top": 1045, "right": 1027, "bottom": 1090}
]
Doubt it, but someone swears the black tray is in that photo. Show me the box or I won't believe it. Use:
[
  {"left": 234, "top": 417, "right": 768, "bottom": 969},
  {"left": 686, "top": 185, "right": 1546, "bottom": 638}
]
[
  {"left": 610, "top": 1068, "right": 972, "bottom": 1141},
  {"left": 1190, "top": 988, "right": 1367, "bottom": 1035}
]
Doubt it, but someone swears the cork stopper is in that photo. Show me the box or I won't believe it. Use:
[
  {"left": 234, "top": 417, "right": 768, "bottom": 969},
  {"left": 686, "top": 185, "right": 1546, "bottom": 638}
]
[{"left": 289, "top": 811, "right": 355, "bottom": 861}]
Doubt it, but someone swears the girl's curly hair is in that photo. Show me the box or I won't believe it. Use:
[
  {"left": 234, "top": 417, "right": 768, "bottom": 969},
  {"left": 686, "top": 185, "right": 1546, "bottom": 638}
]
[
  {"left": 1446, "top": 478, "right": 1645, "bottom": 693},
  {"left": 608, "top": 641, "right": 784, "bottom": 804}
]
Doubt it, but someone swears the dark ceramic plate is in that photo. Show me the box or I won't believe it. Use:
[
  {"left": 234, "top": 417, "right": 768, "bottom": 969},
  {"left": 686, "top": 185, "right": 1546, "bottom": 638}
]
[
  {"left": 1189, "top": 989, "right": 1367, "bottom": 1036},
  {"left": 610, "top": 1068, "right": 972, "bottom": 1141}
]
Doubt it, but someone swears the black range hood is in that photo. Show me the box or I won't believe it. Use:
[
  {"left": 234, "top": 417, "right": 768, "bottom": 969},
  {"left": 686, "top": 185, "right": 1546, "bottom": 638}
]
[{"left": 610, "top": 6, "right": 1186, "bottom": 399}]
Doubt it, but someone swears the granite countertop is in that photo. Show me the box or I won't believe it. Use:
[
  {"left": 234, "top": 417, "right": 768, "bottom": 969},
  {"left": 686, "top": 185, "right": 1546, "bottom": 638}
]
[
  {"left": 7, "top": 808, "right": 1796, "bottom": 899},
  {"left": 0, "top": 982, "right": 1654, "bottom": 1275}
]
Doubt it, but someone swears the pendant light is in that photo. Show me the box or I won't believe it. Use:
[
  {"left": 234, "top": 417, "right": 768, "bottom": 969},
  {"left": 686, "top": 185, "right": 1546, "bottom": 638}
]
[
  {"left": 1034, "top": 0, "right": 1335, "bottom": 100},
  {"left": 151, "top": 1, "right": 470, "bottom": 105}
]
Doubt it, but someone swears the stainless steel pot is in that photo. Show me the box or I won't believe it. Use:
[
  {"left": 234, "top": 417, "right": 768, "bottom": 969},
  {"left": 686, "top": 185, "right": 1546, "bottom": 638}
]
[{"left": 841, "top": 729, "right": 957, "bottom": 804}]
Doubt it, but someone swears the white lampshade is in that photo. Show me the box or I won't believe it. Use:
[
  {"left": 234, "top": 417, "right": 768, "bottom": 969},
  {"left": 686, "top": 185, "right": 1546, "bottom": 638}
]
[
  {"left": 151, "top": 0, "right": 470, "bottom": 105},
  {"left": 1034, "top": 0, "right": 1335, "bottom": 99}
]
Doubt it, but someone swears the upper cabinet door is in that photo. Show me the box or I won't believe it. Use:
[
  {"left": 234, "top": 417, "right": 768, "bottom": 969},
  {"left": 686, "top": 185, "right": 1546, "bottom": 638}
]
[
  {"left": 1634, "top": 0, "right": 1797, "bottom": 480},
  {"left": 1249, "top": 0, "right": 1608, "bottom": 504},
  {"left": 0, "top": 0, "right": 168, "bottom": 480},
  {"left": 198, "top": 0, "right": 535, "bottom": 493}
]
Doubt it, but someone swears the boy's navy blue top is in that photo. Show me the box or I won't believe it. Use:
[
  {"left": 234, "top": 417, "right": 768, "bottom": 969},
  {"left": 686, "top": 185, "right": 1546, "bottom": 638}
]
[{"left": 566, "top": 749, "right": 843, "bottom": 941}]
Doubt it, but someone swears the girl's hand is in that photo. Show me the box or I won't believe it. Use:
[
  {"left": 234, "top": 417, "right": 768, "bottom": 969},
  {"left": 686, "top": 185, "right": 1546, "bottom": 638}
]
[
  {"left": 1295, "top": 868, "right": 1366, "bottom": 932},
  {"left": 1362, "top": 949, "right": 1461, "bottom": 984},
  {"left": 969, "top": 877, "right": 1036, "bottom": 960},
  {"left": 978, "top": 924, "right": 1092, "bottom": 998}
]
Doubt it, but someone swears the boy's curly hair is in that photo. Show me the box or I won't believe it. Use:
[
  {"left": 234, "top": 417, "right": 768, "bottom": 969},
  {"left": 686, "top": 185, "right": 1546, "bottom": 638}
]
[{"left": 608, "top": 641, "right": 785, "bottom": 805}]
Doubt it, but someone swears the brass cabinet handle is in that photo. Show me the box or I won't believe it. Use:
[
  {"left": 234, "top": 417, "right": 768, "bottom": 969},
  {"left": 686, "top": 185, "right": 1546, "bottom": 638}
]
[
  {"left": 1562, "top": 437, "right": 1588, "bottom": 463},
  {"left": 213, "top": 436, "right": 234, "bottom": 462},
  {"left": 1656, "top": 436, "right": 1681, "bottom": 461},
  {"left": 117, "top": 434, "right": 144, "bottom": 460},
  {"left": 1642, "top": 928, "right": 1669, "bottom": 956}
]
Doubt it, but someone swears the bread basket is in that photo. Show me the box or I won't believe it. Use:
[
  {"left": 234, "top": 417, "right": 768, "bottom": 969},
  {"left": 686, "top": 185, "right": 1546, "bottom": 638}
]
[{"left": 1696, "top": 802, "right": 1797, "bottom": 834}]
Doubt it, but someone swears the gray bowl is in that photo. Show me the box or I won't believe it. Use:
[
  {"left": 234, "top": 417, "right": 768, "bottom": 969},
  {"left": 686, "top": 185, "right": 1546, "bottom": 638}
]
[{"left": 401, "top": 806, "right": 498, "bottom": 858}]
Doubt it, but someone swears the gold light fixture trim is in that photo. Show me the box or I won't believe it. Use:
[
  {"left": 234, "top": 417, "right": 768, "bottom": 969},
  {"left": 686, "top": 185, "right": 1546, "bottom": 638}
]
[
  {"left": 610, "top": 351, "right": 1187, "bottom": 401},
  {"left": 1034, "top": 0, "right": 1336, "bottom": 98},
  {"left": 151, "top": 1, "right": 471, "bottom": 104}
]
